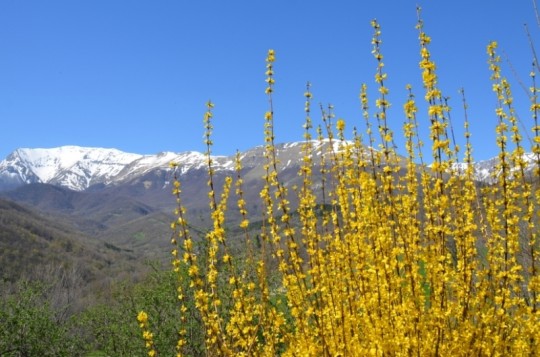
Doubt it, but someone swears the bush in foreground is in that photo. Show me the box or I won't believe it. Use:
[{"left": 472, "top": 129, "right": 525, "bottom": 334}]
[{"left": 141, "top": 9, "right": 540, "bottom": 356}]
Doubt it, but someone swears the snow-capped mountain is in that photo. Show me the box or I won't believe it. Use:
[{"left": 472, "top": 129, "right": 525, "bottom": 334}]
[
  {"left": 0, "top": 146, "right": 143, "bottom": 191},
  {"left": 3, "top": 142, "right": 534, "bottom": 193},
  {"left": 0, "top": 140, "right": 353, "bottom": 192},
  {"left": 0, "top": 146, "right": 240, "bottom": 191},
  {"left": 452, "top": 152, "right": 540, "bottom": 183}
]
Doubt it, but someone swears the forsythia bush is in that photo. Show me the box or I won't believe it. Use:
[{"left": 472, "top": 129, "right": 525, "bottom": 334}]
[{"left": 140, "top": 9, "right": 540, "bottom": 356}]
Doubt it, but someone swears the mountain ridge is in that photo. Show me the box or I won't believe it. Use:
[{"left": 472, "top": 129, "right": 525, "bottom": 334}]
[
  {"left": 0, "top": 141, "right": 322, "bottom": 192},
  {"left": 1, "top": 143, "right": 538, "bottom": 192},
  {"left": 2, "top": 142, "right": 539, "bottom": 278},
  {"left": 0, "top": 145, "right": 234, "bottom": 191}
]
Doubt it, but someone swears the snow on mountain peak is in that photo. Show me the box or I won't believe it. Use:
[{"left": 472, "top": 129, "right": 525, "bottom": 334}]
[
  {"left": 4, "top": 142, "right": 536, "bottom": 192},
  {"left": 451, "top": 152, "right": 540, "bottom": 183},
  {"left": 0, "top": 146, "right": 237, "bottom": 191},
  {"left": 14, "top": 146, "right": 142, "bottom": 182},
  {"left": 0, "top": 146, "right": 144, "bottom": 191}
]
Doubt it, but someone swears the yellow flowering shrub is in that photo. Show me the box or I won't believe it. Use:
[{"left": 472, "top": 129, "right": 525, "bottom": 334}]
[{"left": 142, "top": 8, "right": 540, "bottom": 356}]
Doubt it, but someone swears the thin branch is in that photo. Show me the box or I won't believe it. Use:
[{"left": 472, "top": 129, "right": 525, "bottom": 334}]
[
  {"left": 503, "top": 49, "right": 531, "bottom": 99},
  {"left": 533, "top": 0, "right": 540, "bottom": 28},
  {"left": 525, "top": 23, "right": 540, "bottom": 73}
]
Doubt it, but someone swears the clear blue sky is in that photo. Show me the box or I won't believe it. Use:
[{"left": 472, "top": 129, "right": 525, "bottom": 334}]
[{"left": 0, "top": 0, "right": 538, "bottom": 161}]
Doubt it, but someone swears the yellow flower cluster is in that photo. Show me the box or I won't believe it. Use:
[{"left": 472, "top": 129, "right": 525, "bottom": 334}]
[
  {"left": 140, "top": 11, "right": 540, "bottom": 357},
  {"left": 371, "top": 19, "right": 394, "bottom": 160},
  {"left": 265, "top": 49, "right": 275, "bottom": 95},
  {"left": 137, "top": 311, "right": 157, "bottom": 357}
]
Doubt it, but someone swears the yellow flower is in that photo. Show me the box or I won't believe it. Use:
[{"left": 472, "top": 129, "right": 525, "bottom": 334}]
[
  {"left": 267, "top": 49, "right": 276, "bottom": 62},
  {"left": 143, "top": 330, "right": 153, "bottom": 341},
  {"left": 137, "top": 311, "right": 148, "bottom": 324},
  {"left": 487, "top": 41, "right": 498, "bottom": 55},
  {"left": 428, "top": 105, "right": 443, "bottom": 117}
]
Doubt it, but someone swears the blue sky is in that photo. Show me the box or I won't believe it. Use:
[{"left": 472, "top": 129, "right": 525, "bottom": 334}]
[{"left": 0, "top": 1, "right": 538, "bottom": 161}]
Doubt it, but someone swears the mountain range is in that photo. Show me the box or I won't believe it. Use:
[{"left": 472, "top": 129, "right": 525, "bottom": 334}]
[
  {"left": 0, "top": 142, "right": 332, "bottom": 192},
  {"left": 2, "top": 142, "right": 539, "bottom": 287},
  {"left": 0, "top": 146, "right": 215, "bottom": 192},
  {"left": 1, "top": 143, "right": 538, "bottom": 193},
  {"left": 0, "top": 142, "right": 327, "bottom": 270},
  {"left": 2, "top": 143, "right": 538, "bottom": 239}
]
